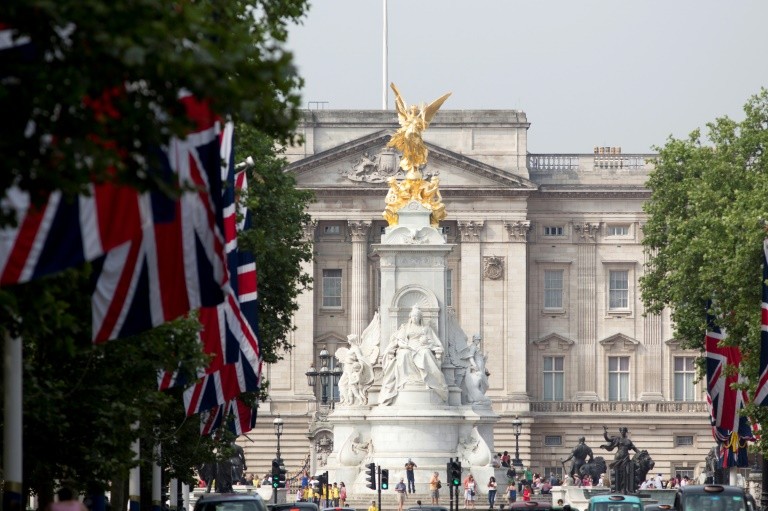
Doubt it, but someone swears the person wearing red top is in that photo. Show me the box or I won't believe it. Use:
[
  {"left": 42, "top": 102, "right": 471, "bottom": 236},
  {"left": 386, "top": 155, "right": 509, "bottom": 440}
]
[{"left": 522, "top": 485, "right": 532, "bottom": 502}]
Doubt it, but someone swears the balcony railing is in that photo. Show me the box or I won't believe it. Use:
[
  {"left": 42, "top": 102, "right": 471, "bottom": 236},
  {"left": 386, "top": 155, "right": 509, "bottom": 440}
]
[
  {"left": 530, "top": 401, "right": 708, "bottom": 414},
  {"left": 527, "top": 154, "right": 656, "bottom": 172}
]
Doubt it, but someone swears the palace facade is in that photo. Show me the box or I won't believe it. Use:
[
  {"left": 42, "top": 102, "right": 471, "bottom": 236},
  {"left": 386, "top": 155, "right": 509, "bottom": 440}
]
[{"left": 240, "top": 109, "right": 718, "bottom": 484}]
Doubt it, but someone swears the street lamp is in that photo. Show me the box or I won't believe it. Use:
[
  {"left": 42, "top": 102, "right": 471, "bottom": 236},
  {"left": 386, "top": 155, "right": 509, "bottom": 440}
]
[
  {"left": 272, "top": 415, "right": 284, "bottom": 504},
  {"left": 511, "top": 415, "right": 523, "bottom": 468},
  {"left": 306, "top": 345, "right": 343, "bottom": 409}
]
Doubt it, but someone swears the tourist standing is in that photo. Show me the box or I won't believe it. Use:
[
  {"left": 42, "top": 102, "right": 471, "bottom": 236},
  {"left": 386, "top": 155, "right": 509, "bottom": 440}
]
[
  {"left": 332, "top": 482, "right": 340, "bottom": 506},
  {"left": 405, "top": 458, "right": 418, "bottom": 494},
  {"left": 430, "top": 472, "right": 441, "bottom": 505},
  {"left": 395, "top": 478, "right": 408, "bottom": 511},
  {"left": 487, "top": 476, "right": 497, "bottom": 509},
  {"left": 339, "top": 482, "right": 347, "bottom": 507},
  {"left": 522, "top": 485, "right": 531, "bottom": 502},
  {"left": 464, "top": 474, "right": 477, "bottom": 509},
  {"left": 368, "top": 500, "right": 379, "bottom": 511},
  {"left": 506, "top": 480, "right": 517, "bottom": 504}
]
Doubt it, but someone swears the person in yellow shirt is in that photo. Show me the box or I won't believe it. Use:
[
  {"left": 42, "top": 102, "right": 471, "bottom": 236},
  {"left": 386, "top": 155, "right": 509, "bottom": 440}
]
[
  {"left": 368, "top": 500, "right": 378, "bottom": 511},
  {"left": 331, "top": 483, "right": 340, "bottom": 507}
]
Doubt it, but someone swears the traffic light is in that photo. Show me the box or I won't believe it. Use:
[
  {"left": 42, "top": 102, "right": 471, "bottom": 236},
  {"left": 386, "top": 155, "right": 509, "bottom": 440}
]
[
  {"left": 365, "top": 462, "right": 377, "bottom": 490},
  {"left": 450, "top": 460, "right": 462, "bottom": 487},
  {"left": 277, "top": 460, "right": 288, "bottom": 488},
  {"left": 271, "top": 459, "right": 281, "bottom": 488},
  {"left": 380, "top": 469, "right": 389, "bottom": 490}
]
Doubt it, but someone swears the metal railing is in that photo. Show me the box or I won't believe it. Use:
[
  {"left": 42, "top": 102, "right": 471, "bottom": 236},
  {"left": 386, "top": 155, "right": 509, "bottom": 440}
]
[
  {"left": 527, "top": 154, "right": 656, "bottom": 172},
  {"left": 529, "top": 400, "right": 708, "bottom": 413}
]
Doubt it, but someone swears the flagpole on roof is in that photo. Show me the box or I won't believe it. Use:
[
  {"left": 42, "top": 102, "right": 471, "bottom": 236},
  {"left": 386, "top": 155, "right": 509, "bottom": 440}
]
[
  {"left": 382, "top": 0, "right": 388, "bottom": 110},
  {"left": 2, "top": 333, "right": 23, "bottom": 511}
]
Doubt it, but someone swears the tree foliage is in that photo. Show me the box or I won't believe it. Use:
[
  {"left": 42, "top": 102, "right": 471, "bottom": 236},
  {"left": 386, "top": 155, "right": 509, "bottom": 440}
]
[
  {"left": 641, "top": 88, "right": 768, "bottom": 450},
  {"left": 1, "top": 0, "right": 312, "bottom": 505},
  {"left": 235, "top": 124, "right": 314, "bottom": 362},
  {"left": 1, "top": 0, "right": 308, "bottom": 217}
]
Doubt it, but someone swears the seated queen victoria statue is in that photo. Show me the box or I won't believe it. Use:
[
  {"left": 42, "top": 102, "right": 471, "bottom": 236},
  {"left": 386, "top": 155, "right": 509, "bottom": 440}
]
[{"left": 378, "top": 305, "right": 448, "bottom": 406}]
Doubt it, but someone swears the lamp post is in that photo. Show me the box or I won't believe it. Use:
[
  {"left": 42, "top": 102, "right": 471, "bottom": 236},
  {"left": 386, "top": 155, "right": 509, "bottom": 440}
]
[
  {"left": 273, "top": 415, "right": 284, "bottom": 504},
  {"left": 511, "top": 415, "right": 523, "bottom": 468},
  {"left": 306, "top": 345, "right": 343, "bottom": 409}
]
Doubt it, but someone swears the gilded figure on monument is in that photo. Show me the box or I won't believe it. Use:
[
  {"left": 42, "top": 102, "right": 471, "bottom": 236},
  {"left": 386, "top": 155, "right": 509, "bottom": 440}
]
[{"left": 382, "top": 83, "right": 450, "bottom": 227}]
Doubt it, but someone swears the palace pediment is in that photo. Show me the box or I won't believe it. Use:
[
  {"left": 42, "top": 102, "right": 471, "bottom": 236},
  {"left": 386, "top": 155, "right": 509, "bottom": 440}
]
[{"left": 285, "top": 130, "right": 536, "bottom": 191}]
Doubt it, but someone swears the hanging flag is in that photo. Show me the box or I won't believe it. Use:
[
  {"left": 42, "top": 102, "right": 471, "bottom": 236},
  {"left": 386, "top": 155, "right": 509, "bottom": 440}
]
[
  {"left": 156, "top": 122, "right": 262, "bottom": 425},
  {"left": 0, "top": 182, "right": 144, "bottom": 286},
  {"left": 755, "top": 239, "right": 768, "bottom": 407},
  {"left": 90, "top": 93, "right": 228, "bottom": 342},
  {"left": 705, "top": 311, "right": 753, "bottom": 467},
  {"left": 200, "top": 396, "right": 258, "bottom": 437}
]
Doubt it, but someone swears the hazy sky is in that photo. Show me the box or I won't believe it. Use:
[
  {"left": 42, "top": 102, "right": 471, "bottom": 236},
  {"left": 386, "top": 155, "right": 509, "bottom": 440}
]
[{"left": 286, "top": 0, "right": 768, "bottom": 154}]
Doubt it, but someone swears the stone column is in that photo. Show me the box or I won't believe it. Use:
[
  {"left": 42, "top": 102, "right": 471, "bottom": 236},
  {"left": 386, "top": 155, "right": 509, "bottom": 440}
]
[
  {"left": 348, "top": 221, "right": 371, "bottom": 339},
  {"left": 641, "top": 243, "right": 664, "bottom": 400},
  {"left": 457, "top": 220, "right": 484, "bottom": 343},
  {"left": 574, "top": 222, "right": 600, "bottom": 401},
  {"left": 504, "top": 220, "right": 532, "bottom": 402},
  {"left": 286, "top": 221, "right": 317, "bottom": 402}
]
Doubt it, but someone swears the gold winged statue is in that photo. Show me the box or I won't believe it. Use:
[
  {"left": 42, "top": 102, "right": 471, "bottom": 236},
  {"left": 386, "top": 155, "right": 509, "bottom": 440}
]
[{"left": 383, "top": 83, "right": 451, "bottom": 227}]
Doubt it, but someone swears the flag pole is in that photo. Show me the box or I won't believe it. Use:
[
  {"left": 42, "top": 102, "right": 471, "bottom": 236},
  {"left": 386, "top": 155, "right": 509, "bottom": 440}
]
[
  {"left": 382, "top": 0, "right": 388, "bottom": 110},
  {"left": 3, "top": 333, "right": 23, "bottom": 511}
]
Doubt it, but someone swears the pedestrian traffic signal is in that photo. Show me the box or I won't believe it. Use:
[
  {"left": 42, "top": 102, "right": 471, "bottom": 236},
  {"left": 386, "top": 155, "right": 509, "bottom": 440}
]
[
  {"left": 271, "top": 459, "right": 281, "bottom": 488},
  {"left": 365, "top": 462, "right": 377, "bottom": 490},
  {"left": 450, "top": 460, "right": 462, "bottom": 486},
  {"left": 380, "top": 469, "right": 389, "bottom": 490}
]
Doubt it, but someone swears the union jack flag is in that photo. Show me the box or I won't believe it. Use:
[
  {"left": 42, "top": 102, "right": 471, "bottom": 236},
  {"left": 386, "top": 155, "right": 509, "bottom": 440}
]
[
  {"left": 754, "top": 238, "right": 768, "bottom": 407},
  {"left": 200, "top": 396, "right": 258, "bottom": 437},
  {"left": 90, "top": 93, "right": 227, "bottom": 342},
  {"left": 156, "top": 122, "right": 261, "bottom": 427},
  {"left": 0, "top": 183, "right": 144, "bottom": 286},
  {"left": 705, "top": 312, "right": 753, "bottom": 467}
]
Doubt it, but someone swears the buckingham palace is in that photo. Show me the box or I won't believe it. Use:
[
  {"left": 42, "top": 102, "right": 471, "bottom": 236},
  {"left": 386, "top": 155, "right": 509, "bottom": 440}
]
[{"left": 240, "top": 107, "right": 716, "bottom": 484}]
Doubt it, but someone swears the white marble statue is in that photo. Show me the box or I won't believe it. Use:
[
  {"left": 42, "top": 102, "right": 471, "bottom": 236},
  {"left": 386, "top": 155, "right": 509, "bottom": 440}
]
[
  {"left": 335, "top": 313, "right": 380, "bottom": 406},
  {"left": 378, "top": 305, "right": 448, "bottom": 405},
  {"left": 460, "top": 334, "right": 491, "bottom": 404}
]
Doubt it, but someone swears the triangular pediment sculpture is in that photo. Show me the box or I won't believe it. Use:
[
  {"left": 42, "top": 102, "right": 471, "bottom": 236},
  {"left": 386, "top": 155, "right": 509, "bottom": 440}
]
[{"left": 284, "top": 131, "right": 536, "bottom": 190}]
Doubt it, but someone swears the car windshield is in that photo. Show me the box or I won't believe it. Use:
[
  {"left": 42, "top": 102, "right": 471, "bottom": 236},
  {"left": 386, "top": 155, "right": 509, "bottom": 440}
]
[
  {"left": 590, "top": 503, "right": 642, "bottom": 511},
  {"left": 684, "top": 495, "right": 747, "bottom": 511}
]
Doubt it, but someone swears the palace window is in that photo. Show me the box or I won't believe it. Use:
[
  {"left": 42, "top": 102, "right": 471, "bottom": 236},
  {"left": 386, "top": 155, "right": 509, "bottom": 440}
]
[
  {"left": 544, "top": 270, "right": 564, "bottom": 309},
  {"left": 674, "top": 356, "right": 696, "bottom": 401},
  {"left": 544, "top": 435, "right": 562, "bottom": 447},
  {"left": 608, "top": 225, "right": 630, "bottom": 236},
  {"left": 544, "top": 226, "right": 564, "bottom": 236},
  {"left": 323, "top": 225, "right": 341, "bottom": 235},
  {"left": 322, "top": 269, "right": 342, "bottom": 308},
  {"left": 676, "top": 435, "right": 694, "bottom": 447},
  {"left": 543, "top": 356, "right": 564, "bottom": 401},
  {"left": 609, "top": 270, "right": 629, "bottom": 309},
  {"left": 608, "top": 356, "right": 630, "bottom": 401}
]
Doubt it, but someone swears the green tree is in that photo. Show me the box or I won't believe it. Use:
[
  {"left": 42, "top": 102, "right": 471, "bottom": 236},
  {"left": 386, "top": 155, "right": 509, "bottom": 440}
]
[
  {"left": 1, "top": 0, "right": 307, "bottom": 217},
  {"left": 235, "top": 124, "right": 314, "bottom": 362},
  {"left": 641, "top": 88, "right": 768, "bottom": 449}
]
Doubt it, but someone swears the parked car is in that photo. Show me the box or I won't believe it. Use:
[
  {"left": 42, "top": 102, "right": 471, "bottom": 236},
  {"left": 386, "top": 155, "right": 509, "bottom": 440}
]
[
  {"left": 406, "top": 506, "right": 450, "bottom": 511},
  {"left": 673, "top": 484, "right": 749, "bottom": 511},
  {"left": 194, "top": 493, "right": 267, "bottom": 511}
]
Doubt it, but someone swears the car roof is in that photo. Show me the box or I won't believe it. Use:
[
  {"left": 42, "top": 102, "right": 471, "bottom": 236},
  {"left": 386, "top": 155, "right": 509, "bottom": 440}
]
[
  {"left": 196, "top": 493, "right": 263, "bottom": 503},
  {"left": 678, "top": 485, "right": 745, "bottom": 496},
  {"left": 507, "top": 503, "right": 557, "bottom": 509},
  {"left": 589, "top": 495, "right": 643, "bottom": 503},
  {"left": 406, "top": 507, "right": 449, "bottom": 511},
  {"left": 268, "top": 504, "right": 319, "bottom": 511}
]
